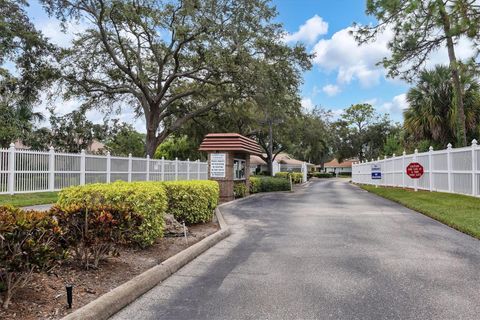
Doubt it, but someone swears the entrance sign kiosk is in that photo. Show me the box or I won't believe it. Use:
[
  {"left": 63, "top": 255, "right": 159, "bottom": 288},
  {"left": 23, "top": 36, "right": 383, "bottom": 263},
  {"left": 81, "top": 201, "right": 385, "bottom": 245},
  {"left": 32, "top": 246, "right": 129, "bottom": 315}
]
[{"left": 199, "top": 133, "right": 262, "bottom": 202}]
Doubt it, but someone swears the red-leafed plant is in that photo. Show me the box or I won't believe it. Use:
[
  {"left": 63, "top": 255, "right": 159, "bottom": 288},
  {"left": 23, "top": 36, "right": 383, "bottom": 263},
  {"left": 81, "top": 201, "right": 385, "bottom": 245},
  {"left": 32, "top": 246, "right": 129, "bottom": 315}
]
[{"left": 0, "top": 206, "right": 63, "bottom": 309}]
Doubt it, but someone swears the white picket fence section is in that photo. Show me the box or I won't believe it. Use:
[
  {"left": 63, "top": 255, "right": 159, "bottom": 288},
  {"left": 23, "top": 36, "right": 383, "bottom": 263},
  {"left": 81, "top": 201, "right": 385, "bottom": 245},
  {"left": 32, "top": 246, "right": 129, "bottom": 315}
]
[
  {"left": 352, "top": 140, "right": 480, "bottom": 196},
  {"left": 0, "top": 143, "right": 208, "bottom": 195}
]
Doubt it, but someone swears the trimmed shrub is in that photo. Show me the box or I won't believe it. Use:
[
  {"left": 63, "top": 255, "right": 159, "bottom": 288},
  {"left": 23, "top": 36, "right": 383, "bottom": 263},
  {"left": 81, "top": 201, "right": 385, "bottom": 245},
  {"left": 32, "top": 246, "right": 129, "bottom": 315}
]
[
  {"left": 233, "top": 182, "right": 247, "bottom": 198},
  {"left": 250, "top": 176, "right": 261, "bottom": 194},
  {"left": 291, "top": 172, "right": 303, "bottom": 184},
  {"left": 51, "top": 204, "right": 143, "bottom": 269},
  {"left": 314, "top": 172, "right": 334, "bottom": 178},
  {"left": 249, "top": 176, "right": 291, "bottom": 193},
  {"left": 162, "top": 180, "right": 219, "bottom": 224},
  {"left": 275, "top": 172, "right": 303, "bottom": 184},
  {"left": 274, "top": 172, "right": 290, "bottom": 180},
  {"left": 0, "top": 206, "right": 63, "bottom": 309},
  {"left": 57, "top": 181, "right": 168, "bottom": 247}
]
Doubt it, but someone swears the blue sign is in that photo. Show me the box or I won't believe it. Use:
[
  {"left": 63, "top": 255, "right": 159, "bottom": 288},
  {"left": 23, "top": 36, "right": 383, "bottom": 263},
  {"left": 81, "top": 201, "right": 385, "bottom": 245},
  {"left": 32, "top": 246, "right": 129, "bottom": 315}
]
[
  {"left": 371, "top": 163, "right": 382, "bottom": 180},
  {"left": 371, "top": 172, "right": 382, "bottom": 179}
]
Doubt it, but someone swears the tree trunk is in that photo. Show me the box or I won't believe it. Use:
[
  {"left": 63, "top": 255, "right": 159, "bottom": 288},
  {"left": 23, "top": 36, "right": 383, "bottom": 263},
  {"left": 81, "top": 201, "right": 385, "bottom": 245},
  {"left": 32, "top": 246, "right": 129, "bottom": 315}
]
[
  {"left": 145, "top": 128, "right": 158, "bottom": 157},
  {"left": 438, "top": 1, "right": 467, "bottom": 147}
]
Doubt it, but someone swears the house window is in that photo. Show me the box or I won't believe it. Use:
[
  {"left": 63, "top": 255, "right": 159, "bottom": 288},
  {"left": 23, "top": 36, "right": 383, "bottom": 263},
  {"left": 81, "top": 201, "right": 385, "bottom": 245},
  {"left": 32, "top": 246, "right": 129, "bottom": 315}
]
[{"left": 233, "top": 159, "right": 246, "bottom": 180}]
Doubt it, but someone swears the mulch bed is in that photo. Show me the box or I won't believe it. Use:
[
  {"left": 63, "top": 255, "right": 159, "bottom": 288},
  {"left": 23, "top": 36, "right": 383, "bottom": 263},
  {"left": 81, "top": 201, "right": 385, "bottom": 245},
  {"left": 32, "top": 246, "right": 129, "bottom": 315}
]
[{"left": 0, "top": 222, "right": 219, "bottom": 320}]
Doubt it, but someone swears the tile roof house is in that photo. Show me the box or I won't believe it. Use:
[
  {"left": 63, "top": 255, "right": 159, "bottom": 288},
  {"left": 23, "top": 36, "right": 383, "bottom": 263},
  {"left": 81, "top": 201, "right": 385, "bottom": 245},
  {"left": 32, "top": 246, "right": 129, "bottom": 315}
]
[{"left": 317, "top": 158, "right": 357, "bottom": 174}]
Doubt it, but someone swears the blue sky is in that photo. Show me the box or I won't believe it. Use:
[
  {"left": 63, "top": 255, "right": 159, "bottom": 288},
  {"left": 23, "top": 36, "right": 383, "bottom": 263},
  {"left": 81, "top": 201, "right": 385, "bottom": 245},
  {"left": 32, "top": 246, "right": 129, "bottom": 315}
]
[
  {"left": 25, "top": 0, "right": 477, "bottom": 127},
  {"left": 275, "top": 0, "right": 410, "bottom": 121}
]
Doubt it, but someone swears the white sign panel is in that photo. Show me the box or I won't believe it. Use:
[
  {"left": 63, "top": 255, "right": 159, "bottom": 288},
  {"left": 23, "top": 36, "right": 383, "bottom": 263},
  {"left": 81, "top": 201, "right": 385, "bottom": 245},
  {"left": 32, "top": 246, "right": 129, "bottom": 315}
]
[{"left": 210, "top": 153, "right": 226, "bottom": 178}]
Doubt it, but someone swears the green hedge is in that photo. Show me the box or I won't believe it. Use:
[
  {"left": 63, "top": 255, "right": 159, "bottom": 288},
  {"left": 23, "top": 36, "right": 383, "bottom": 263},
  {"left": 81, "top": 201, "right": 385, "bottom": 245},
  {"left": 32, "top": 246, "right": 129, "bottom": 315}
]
[
  {"left": 274, "top": 172, "right": 303, "bottom": 184},
  {"left": 57, "top": 181, "right": 168, "bottom": 247},
  {"left": 233, "top": 182, "right": 247, "bottom": 198},
  {"left": 161, "top": 180, "right": 219, "bottom": 224},
  {"left": 250, "top": 176, "right": 291, "bottom": 193},
  {"left": 313, "top": 172, "right": 334, "bottom": 178}
]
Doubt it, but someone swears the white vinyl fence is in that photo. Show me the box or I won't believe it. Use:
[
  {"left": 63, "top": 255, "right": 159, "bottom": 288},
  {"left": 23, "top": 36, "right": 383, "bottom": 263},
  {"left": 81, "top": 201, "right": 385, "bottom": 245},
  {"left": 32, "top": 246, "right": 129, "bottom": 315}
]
[
  {"left": 352, "top": 140, "right": 480, "bottom": 197},
  {"left": 272, "top": 161, "right": 308, "bottom": 183},
  {"left": 0, "top": 143, "right": 208, "bottom": 195}
]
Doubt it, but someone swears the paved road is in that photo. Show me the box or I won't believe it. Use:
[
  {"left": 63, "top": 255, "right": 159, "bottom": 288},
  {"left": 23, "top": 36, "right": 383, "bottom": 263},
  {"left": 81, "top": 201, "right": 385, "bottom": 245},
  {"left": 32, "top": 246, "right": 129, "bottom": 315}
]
[{"left": 112, "top": 179, "right": 480, "bottom": 320}]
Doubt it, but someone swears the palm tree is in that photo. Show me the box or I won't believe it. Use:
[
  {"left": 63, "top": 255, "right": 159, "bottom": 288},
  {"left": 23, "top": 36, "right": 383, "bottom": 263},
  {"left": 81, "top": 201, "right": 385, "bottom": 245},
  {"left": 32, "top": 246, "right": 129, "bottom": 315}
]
[{"left": 404, "top": 65, "right": 480, "bottom": 148}]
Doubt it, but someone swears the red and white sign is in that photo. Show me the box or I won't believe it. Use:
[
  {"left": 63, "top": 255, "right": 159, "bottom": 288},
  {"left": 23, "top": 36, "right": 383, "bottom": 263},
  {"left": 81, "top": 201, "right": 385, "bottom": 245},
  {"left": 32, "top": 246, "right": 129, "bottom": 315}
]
[{"left": 406, "top": 162, "right": 424, "bottom": 179}]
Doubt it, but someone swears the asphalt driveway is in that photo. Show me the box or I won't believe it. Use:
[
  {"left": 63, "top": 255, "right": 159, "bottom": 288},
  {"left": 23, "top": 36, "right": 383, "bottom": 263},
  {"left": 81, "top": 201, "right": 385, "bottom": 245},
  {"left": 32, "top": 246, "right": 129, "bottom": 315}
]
[{"left": 111, "top": 179, "right": 480, "bottom": 320}]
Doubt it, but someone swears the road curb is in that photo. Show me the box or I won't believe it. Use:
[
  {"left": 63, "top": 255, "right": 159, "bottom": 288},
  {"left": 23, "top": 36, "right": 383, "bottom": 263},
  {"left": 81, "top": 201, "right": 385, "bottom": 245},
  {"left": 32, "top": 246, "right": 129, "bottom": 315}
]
[{"left": 62, "top": 209, "right": 231, "bottom": 320}]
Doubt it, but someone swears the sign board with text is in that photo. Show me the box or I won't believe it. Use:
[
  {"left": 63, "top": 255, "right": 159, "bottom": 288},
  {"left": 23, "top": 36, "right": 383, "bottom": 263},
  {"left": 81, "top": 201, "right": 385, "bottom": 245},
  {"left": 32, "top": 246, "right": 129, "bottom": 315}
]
[
  {"left": 371, "top": 163, "right": 382, "bottom": 180},
  {"left": 406, "top": 162, "right": 424, "bottom": 179},
  {"left": 210, "top": 153, "right": 226, "bottom": 178}
]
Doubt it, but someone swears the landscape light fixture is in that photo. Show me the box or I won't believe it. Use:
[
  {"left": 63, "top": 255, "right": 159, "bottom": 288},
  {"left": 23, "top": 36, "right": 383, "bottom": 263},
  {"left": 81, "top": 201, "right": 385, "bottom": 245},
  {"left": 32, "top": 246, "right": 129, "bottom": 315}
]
[{"left": 66, "top": 284, "right": 73, "bottom": 309}]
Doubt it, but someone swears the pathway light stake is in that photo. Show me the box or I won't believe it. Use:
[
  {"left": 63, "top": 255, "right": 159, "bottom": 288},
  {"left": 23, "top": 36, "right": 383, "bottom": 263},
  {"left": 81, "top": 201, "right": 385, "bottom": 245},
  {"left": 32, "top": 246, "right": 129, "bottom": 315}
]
[
  {"left": 66, "top": 284, "right": 73, "bottom": 309},
  {"left": 183, "top": 221, "right": 188, "bottom": 245}
]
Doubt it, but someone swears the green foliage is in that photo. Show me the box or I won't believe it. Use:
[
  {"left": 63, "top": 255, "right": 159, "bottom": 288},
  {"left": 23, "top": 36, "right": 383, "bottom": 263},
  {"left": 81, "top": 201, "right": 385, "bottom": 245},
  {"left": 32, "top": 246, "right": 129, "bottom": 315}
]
[
  {"left": 249, "top": 176, "right": 290, "bottom": 193},
  {"left": 155, "top": 135, "right": 204, "bottom": 161},
  {"left": 274, "top": 172, "right": 290, "bottom": 179},
  {"left": 233, "top": 182, "right": 248, "bottom": 199},
  {"left": 334, "top": 104, "right": 397, "bottom": 162},
  {"left": 274, "top": 172, "right": 303, "bottom": 184},
  {"left": 0, "top": 206, "right": 63, "bottom": 309},
  {"left": 161, "top": 180, "right": 219, "bottom": 224},
  {"left": 105, "top": 123, "right": 145, "bottom": 157},
  {"left": 51, "top": 204, "right": 143, "bottom": 269},
  {"left": 355, "top": 0, "right": 480, "bottom": 146},
  {"left": 404, "top": 65, "right": 480, "bottom": 148},
  {"left": 57, "top": 181, "right": 167, "bottom": 247},
  {"left": 42, "top": 0, "right": 310, "bottom": 156},
  {"left": 361, "top": 185, "right": 480, "bottom": 239},
  {"left": 0, "top": 1, "right": 57, "bottom": 148},
  {"left": 48, "top": 108, "right": 108, "bottom": 153},
  {"left": 314, "top": 172, "right": 334, "bottom": 178},
  {"left": 249, "top": 176, "right": 262, "bottom": 194}
]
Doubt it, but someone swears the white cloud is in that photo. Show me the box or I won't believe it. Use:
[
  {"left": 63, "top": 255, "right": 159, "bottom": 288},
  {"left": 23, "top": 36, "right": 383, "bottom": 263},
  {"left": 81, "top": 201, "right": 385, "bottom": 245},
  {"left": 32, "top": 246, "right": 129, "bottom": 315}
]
[
  {"left": 312, "top": 26, "right": 392, "bottom": 88},
  {"left": 322, "top": 84, "right": 341, "bottom": 96},
  {"left": 38, "top": 20, "right": 88, "bottom": 48},
  {"left": 284, "top": 15, "right": 328, "bottom": 44},
  {"left": 301, "top": 98, "right": 315, "bottom": 112},
  {"left": 379, "top": 93, "right": 408, "bottom": 114}
]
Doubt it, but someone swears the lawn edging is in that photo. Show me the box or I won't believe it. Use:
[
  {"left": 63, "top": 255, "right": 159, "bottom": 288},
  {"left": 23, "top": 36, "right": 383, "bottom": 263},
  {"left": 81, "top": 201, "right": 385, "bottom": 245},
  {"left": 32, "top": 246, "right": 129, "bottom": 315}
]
[{"left": 61, "top": 208, "right": 231, "bottom": 320}]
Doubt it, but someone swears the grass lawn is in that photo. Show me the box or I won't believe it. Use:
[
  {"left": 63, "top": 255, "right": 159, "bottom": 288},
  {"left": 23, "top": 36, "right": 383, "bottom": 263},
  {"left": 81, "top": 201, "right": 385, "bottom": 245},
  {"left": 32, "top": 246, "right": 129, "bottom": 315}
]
[
  {"left": 360, "top": 185, "right": 480, "bottom": 239},
  {"left": 0, "top": 192, "right": 58, "bottom": 207}
]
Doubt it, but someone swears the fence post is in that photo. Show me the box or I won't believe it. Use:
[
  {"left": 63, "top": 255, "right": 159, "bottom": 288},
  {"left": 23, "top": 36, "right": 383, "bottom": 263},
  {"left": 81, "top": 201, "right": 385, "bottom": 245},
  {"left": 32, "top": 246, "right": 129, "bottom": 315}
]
[
  {"left": 472, "top": 139, "right": 477, "bottom": 196},
  {"left": 146, "top": 155, "right": 150, "bottom": 182},
  {"left": 8, "top": 143, "right": 15, "bottom": 195},
  {"left": 447, "top": 143, "right": 452, "bottom": 192},
  {"left": 80, "top": 149, "right": 86, "bottom": 185},
  {"left": 402, "top": 150, "right": 406, "bottom": 188},
  {"left": 187, "top": 159, "right": 190, "bottom": 180},
  {"left": 175, "top": 157, "right": 178, "bottom": 181},
  {"left": 161, "top": 157, "right": 165, "bottom": 181},
  {"left": 106, "top": 151, "right": 111, "bottom": 183},
  {"left": 414, "top": 149, "right": 418, "bottom": 191},
  {"left": 383, "top": 155, "right": 387, "bottom": 187},
  {"left": 197, "top": 160, "right": 200, "bottom": 179},
  {"left": 128, "top": 153, "right": 132, "bottom": 182},
  {"left": 428, "top": 146, "right": 433, "bottom": 192},
  {"left": 392, "top": 154, "right": 396, "bottom": 186},
  {"left": 48, "top": 146, "right": 55, "bottom": 191}
]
